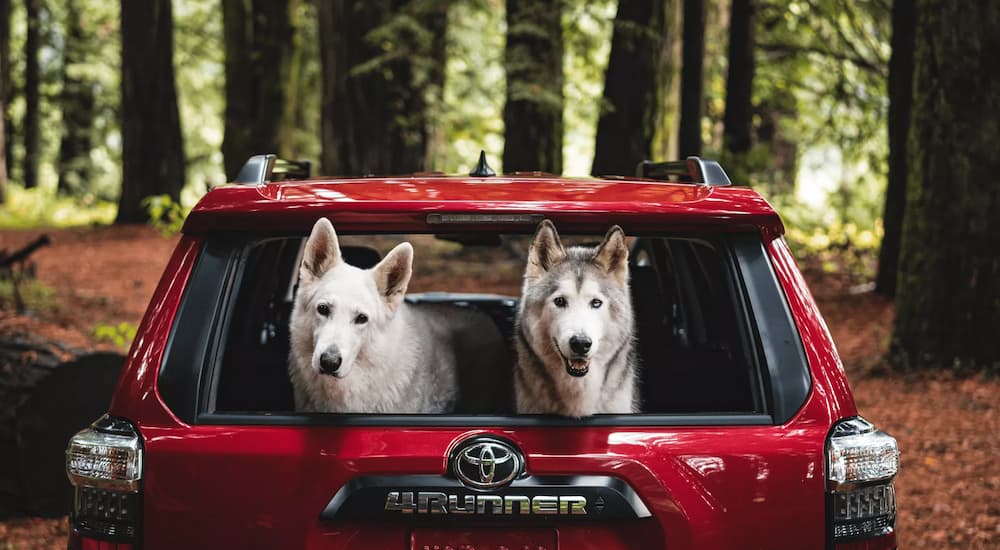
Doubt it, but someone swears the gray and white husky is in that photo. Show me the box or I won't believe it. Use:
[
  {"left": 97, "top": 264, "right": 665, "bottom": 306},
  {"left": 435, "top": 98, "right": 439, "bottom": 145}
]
[
  {"left": 514, "top": 220, "right": 638, "bottom": 417},
  {"left": 289, "top": 218, "right": 509, "bottom": 413}
]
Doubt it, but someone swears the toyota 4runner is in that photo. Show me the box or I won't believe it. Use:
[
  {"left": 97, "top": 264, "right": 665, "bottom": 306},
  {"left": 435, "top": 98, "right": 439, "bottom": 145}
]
[{"left": 65, "top": 155, "right": 899, "bottom": 549}]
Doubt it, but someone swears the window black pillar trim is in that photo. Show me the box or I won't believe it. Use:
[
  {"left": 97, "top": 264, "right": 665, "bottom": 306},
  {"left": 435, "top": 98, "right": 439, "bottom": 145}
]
[
  {"left": 157, "top": 239, "right": 240, "bottom": 424},
  {"left": 731, "top": 234, "right": 811, "bottom": 424}
]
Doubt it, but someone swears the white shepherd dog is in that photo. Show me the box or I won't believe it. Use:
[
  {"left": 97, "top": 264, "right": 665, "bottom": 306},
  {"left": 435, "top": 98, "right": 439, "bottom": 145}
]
[{"left": 288, "top": 218, "right": 509, "bottom": 413}]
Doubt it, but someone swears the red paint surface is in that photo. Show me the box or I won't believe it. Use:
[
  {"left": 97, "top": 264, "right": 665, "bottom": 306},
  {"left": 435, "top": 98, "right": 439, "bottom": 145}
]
[
  {"left": 105, "top": 178, "right": 870, "bottom": 549},
  {"left": 183, "top": 177, "right": 784, "bottom": 237},
  {"left": 410, "top": 528, "right": 557, "bottom": 550}
]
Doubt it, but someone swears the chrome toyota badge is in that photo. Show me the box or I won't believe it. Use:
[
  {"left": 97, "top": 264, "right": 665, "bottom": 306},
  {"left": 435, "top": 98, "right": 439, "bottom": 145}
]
[{"left": 451, "top": 436, "right": 523, "bottom": 490}]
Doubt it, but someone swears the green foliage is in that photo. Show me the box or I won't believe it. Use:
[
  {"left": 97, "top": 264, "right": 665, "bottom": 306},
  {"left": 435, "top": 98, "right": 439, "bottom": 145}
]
[
  {"left": 174, "top": 0, "right": 226, "bottom": 196},
  {"left": 0, "top": 0, "right": 894, "bottom": 246},
  {"left": 93, "top": 321, "right": 138, "bottom": 350},
  {"left": 435, "top": 0, "right": 506, "bottom": 173},
  {"left": 0, "top": 277, "right": 58, "bottom": 313},
  {"left": 3, "top": 0, "right": 121, "bottom": 198},
  {"left": 0, "top": 187, "right": 115, "bottom": 228},
  {"left": 562, "top": 0, "right": 615, "bottom": 175},
  {"left": 778, "top": 192, "right": 883, "bottom": 282},
  {"left": 141, "top": 194, "right": 189, "bottom": 237},
  {"left": 696, "top": 0, "right": 892, "bottom": 235},
  {"left": 280, "top": 0, "right": 322, "bottom": 163}
]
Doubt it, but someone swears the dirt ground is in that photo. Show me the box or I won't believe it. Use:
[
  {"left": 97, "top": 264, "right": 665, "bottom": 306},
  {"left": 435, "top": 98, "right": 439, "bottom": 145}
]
[{"left": 0, "top": 227, "right": 997, "bottom": 549}]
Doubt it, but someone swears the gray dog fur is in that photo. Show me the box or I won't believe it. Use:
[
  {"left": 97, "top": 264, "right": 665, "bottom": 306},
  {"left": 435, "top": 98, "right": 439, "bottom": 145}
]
[{"left": 513, "top": 220, "right": 638, "bottom": 417}]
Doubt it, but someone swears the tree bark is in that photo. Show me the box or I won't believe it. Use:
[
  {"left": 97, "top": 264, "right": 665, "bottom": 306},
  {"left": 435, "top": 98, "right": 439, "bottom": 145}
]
[
  {"left": 503, "top": 0, "right": 563, "bottom": 174},
  {"left": 0, "top": 0, "right": 9, "bottom": 203},
  {"left": 57, "top": 0, "right": 96, "bottom": 195},
  {"left": 117, "top": 0, "right": 186, "bottom": 224},
  {"left": 23, "top": 0, "right": 40, "bottom": 189},
  {"left": 592, "top": 0, "right": 674, "bottom": 176},
  {"left": 722, "top": 0, "right": 753, "bottom": 155},
  {"left": 318, "top": 0, "right": 446, "bottom": 176},
  {"left": 221, "top": 0, "right": 295, "bottom": 181},
  {"left": 875, "top": 0, "right": 915, "bottom": 298},
  {"left": 678, "top": 0, "right": 704, "bottom": 157},
  {"left": 891, "top": 0, "right": 1000, "bottom": 371}
]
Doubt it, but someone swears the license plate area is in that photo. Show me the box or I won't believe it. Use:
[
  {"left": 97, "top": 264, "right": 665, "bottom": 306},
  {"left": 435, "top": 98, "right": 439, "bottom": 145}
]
[{"left": 410, "top": 528, "right": 558, "bottom": 550}]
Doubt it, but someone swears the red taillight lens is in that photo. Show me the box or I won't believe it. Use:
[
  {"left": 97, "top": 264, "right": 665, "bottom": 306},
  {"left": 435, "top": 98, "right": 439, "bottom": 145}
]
[
  {"left": 66, "top": 416, "right": 142, "bottom": 550},
  {"left": 826, "top": 417, "right": 899, "bottom": 549},
  {"left": 833, "top": 531, "right": 897, "bottom": 550},
  {"left": 69, "top": 530, "right": 134, "bottom": 550}
]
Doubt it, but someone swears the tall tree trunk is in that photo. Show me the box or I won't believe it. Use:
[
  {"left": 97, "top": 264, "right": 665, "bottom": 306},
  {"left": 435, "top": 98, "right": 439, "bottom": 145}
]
[
  {"left": 678, "top": 0, "right": 704, "bottom": 157},
  {"left": 423, "top": 1, "right": 448, "bottom": 170},
  {"left": 277, "top": 0, "right": 301, "bottom": 160},
  {"left": 0, "top": 0, "right": 9, "bottom": 203},
  {"left": 722, "top": 0, "right": 753, "bottom": 155},
  {"left": 592, "top": 0, "right": 674, "bottom": 176},
  {"left": 57, "top": 0, "right": 96, "bottom": 195},
  {"left": 503, "top": 0, "right": 563, "bottom": 174},
  {"left": 875, "top": 0, "right": 916, "bottom": 298},
  {"left": 755, "top": 91, "right": 797, "bottom": 193},
  {"left": 221, "top": 0, "right": 294, "bottom": 181},
  {"left": 117, "top": 0, "right": 185, "bottom": 224},
  {"left": 23, "top": 0, "right": 40, "bottom": 189},
  {"left": 0, "top": 96, "right": 7, "bottom": 204},
  {"left": 891, "top": 0, "right": 1000, "bottom": 371},
  {"left": 319, "top": 0, "right": 445, "bottom": 175}
]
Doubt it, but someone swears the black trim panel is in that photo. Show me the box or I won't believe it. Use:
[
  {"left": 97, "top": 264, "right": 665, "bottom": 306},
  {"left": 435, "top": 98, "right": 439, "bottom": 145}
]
[
  {"left": 321, "top": 475, "right": 651, "bottom": 520},
  {"left": 731, "top": 234, "right": 811, "bottom": 424},
  {"left": 157, "top": 239, "right": 240, "bottom": 424}
]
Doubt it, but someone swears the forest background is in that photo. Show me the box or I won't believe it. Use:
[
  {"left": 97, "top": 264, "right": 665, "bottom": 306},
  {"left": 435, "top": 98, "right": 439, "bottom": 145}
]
[{"left": 0, "top": 0, "right": 997, "bottom": 547}]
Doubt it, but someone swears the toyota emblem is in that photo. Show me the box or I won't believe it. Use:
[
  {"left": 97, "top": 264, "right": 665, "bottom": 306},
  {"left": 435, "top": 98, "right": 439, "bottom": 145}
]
[{"left": 451, "top": 436, "right": 523, "bottom": 490}]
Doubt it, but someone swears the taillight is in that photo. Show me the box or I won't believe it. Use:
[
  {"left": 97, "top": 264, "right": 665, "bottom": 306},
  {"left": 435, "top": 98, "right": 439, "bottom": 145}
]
[
  {"left": 826, "top": 417, "right": 900, "bottom": 549},
  {"left": 65, "top": 415, "right": 142, "bottom": 550}
]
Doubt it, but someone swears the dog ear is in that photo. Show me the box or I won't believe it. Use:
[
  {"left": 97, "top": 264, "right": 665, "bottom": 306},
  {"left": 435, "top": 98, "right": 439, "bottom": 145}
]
[
  {"left": 592, "top": 225, "right": 629, "bottom": 286},
  {"left": 526, "top": 220, "right": 567, "bottom": 278},
  {"left": 372, "top": 242, "right": 413, "bottom": 310},
  {"left": 300, "top": 217, "right": 342, "bottom": 284}
]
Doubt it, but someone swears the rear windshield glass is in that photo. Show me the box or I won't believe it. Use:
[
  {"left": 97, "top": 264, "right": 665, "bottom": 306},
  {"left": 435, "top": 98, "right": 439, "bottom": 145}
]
[{"left": 203, "top": 230, "right": 766, "bottom": 417}]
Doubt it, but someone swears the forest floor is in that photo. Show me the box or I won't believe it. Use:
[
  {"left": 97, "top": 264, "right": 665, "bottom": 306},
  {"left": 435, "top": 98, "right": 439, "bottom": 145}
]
[{"left": 0, "top": 226, "right": 997, "bottom": 549}]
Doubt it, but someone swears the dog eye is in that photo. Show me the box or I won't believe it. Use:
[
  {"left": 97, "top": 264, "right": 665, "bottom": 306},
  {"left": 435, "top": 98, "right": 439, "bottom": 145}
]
[
  {"left": 590, "top": 298, "right": 603, "bottom": 309},
  {"left": 316, "top": 303, "right": 331, "bottom": 316},
  {"left": 354, "top": 313, "right": 369, "bottom": 325},
  {"left": 553, "top": 297, "right": 567, "bottom": 308}
]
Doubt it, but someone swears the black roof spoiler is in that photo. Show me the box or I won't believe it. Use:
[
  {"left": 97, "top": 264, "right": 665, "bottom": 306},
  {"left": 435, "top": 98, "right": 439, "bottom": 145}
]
[
  {"left": 635, "top": 156, "right": 732, "bottom": 186},
  {"left": 233, "top": 154, "right": 312, "bottom": 185}
]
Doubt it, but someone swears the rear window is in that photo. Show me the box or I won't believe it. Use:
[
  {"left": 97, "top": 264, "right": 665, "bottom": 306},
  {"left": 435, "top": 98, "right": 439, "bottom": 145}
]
[
  {"left": 157, "top": 228, "right": 811, "bottom": 425},
  {"left": 187, "top": 230, "right": 762, "bottom": 416}
]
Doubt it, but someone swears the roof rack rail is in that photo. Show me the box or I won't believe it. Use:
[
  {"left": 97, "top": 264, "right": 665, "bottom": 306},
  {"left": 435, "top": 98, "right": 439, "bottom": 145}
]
[
  {"left": 233, "top": 154, "right": 312, "bottom": 185},
  {"left": 636, "top": 156, "right": 732, "bottom": 186}
]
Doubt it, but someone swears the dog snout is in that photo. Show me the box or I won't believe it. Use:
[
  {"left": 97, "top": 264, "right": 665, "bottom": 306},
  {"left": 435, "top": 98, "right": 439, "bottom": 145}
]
[
  {"left": 319, "top": 350, "right": 343, "bottom": 375},
  {"left": 569, "top": 335, "right": 592, "bottom": 356}
]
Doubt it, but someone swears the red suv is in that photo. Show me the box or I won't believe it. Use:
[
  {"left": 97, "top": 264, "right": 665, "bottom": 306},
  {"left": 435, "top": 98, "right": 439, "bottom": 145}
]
[{"left": 65, "top": 155, "right": 899, "bottom": 549}]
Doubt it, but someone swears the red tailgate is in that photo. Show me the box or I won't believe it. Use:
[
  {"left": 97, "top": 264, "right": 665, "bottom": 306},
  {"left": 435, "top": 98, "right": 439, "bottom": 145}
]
[{"left": 138, "top": 421, "right": 827, "bottom": 550}]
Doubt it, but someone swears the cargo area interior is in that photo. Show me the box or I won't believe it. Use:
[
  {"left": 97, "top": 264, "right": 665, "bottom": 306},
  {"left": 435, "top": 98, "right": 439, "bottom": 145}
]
[{"left": 211, "top": 233, "right": 766, "bottom": 416}]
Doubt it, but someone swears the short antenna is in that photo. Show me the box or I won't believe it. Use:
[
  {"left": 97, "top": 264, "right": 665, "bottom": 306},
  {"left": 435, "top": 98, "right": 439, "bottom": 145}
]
[{"left": 469, "top": 150, "right": 496, "bottom": 177}]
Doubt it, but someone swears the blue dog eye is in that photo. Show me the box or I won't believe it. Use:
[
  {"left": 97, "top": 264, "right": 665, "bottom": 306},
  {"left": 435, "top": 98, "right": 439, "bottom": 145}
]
[
  {"left": 317, "top": 303, "right": 331, "bottom": 316},
  {"left": 553, "top": 297, "right": 567, "bottom": 308},
  {"left": 591, "top": 299, "right": 603, "bottom": 309}
]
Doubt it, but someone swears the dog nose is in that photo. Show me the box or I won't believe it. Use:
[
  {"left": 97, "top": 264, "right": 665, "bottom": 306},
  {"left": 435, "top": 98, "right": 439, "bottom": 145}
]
[
  {"left": 319, "top": 350, "right": 342, "bottom": 375},
  {"left": 569, "top": 335, "right": 592, "bottom": 355}
]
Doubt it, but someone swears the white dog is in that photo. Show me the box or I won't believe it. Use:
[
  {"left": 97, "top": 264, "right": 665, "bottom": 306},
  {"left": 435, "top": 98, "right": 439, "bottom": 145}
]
[{"left": 288, "top": 218, "right": 509, "bottom": 413}]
